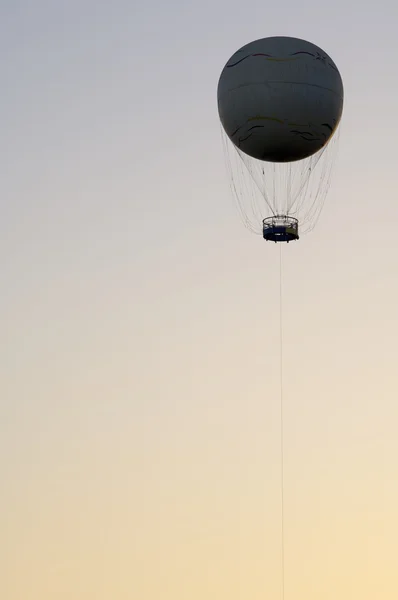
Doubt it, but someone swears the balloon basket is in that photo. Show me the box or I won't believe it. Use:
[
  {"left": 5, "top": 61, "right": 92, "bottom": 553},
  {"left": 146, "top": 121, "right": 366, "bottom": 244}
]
[{"left": 262, "top": 216, "right": 299, "bottom": 243}]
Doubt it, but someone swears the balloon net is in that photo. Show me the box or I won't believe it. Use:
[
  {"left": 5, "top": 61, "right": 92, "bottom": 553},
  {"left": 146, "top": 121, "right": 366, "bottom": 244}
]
[{"left": 221, "top": 126, "right": 341, "bottom": 236}]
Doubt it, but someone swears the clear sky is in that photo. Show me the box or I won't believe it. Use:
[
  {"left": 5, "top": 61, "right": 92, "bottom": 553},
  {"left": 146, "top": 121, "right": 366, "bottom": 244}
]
[{"left": 2, "top": 1, "right": 398, "bottom": 599}]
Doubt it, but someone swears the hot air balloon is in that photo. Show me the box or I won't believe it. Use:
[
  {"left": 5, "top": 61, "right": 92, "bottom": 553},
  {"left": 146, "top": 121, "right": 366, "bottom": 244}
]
[{"left": 217, "top": 36, "right": 344, "bottom": 241}]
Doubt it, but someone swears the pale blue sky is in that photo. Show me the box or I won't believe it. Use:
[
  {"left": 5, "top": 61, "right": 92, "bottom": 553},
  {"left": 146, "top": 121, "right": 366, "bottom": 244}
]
[{"left": 2, "top": 1, "right": 398, "bottom": 599}]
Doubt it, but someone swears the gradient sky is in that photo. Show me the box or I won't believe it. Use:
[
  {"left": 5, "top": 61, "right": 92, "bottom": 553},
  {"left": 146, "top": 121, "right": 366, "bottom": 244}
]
[{"left": 2, "top": 1, "right": 398, "bottom": 599}]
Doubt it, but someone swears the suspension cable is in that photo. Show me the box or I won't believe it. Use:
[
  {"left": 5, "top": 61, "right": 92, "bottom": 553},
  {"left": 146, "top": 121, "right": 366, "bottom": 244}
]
[{"left": 279, "top": 244, "right": 285, "bottom": 600}]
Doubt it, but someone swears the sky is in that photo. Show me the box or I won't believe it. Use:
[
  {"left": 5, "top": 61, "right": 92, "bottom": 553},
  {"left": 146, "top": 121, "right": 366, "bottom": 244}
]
[{"left": 1, "top": 0, "right": 398, "bottom": 599}]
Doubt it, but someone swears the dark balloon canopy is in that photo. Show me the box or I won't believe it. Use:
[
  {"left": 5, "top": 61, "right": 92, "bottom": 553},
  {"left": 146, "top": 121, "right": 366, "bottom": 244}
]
[{"left": 217, "top": 36, "right": 344, "bottom": 163}]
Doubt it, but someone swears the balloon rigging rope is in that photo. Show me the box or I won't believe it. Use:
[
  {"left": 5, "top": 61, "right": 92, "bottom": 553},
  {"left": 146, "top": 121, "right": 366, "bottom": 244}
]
[{"left": 279, "top": 244, "right": 285, "bottom": 600}]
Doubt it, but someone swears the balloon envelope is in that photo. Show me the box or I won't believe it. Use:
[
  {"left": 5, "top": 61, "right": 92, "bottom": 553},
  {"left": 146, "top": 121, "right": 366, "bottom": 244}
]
[{"left": 217, "top": 36, "right": 344, "bottom": 163}]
